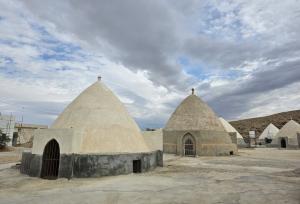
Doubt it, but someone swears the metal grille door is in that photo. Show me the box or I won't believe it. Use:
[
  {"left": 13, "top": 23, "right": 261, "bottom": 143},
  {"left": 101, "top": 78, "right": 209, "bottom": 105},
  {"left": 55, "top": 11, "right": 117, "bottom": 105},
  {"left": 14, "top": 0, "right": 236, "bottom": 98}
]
[
  {"left": 41, "top": 139, "right": 60, "bottom": 179},
  {"left": 184, "top": 139, "right": 195, "bottom": 156}
]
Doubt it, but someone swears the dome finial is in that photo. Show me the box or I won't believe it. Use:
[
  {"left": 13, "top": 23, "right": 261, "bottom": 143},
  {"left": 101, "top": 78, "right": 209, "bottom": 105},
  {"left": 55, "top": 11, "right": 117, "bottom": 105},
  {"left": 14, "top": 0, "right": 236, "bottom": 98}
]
[
  {"left": 97, "top": 75, "right": 102, "bottom": 82},
  {"left": 191, "top": 88, "right": 195, "bottom": 95}
]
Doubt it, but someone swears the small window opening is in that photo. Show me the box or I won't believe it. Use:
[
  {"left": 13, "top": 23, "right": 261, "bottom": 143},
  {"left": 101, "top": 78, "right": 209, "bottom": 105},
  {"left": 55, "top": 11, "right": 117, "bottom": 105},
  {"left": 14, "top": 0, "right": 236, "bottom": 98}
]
[
  {"left": 230, "top": 151, "right": 234, "bottom": 155},
  {"left": 133, "top": 159, "right": 141, "bottom": 173}
]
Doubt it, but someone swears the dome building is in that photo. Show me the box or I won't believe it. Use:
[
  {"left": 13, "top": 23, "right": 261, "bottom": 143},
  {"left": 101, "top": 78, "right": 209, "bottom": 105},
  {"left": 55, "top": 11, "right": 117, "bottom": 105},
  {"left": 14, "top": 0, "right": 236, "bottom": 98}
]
[
  {"left": 21, "top": 78, "right": 163, "bottom": 179},
  {"left": 258, "top": 123, "right": 279, "bottom": 145},
  {"left": 270, "top": 120, "right": 300, "bottom": 149},
  {"left": 219, "top": 117, "right": 247, "bottom": 148},
  {"left": 163, "top": 90, "right": 237, "bottom": 156}
]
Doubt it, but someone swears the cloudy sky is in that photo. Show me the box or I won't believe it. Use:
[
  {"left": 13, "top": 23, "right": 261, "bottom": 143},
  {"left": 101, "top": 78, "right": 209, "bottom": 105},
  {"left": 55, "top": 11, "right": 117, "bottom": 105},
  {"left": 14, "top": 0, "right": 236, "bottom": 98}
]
[{"left": 1, "top": 0, "right": 300, "bottom": 129}]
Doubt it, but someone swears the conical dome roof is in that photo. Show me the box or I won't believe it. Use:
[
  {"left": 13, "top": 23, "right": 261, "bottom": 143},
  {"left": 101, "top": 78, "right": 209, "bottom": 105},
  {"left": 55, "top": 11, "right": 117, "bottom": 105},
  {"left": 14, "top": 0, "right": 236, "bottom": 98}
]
[
  {"left": 275, "top": 120, "right": 300, "bottom": 139},
  {"left": 259, "top": 123, "right": 279, "bottom": 139},
  {"left": 219, "top": 117, "right": 243, "bottom": 138},
  {"left": 52, "top": 80, "right": 150, "bottom": 154},
  {"left": 165, "top": 94, "right": 225, "bottom": 131}
]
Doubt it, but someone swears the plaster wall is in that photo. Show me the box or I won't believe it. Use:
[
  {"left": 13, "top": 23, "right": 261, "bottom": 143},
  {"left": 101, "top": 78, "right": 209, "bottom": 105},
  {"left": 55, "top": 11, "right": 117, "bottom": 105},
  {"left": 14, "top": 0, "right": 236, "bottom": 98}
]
[
  {"left": 16, "top": 128, "right": 34, "bottom": 144},
  {"left": 269, "top": 136, "right": 300, "bottom": 149},
  {"left": 229, "top": 132, "right": 237, "bottom": 144},
  {"left": 228, "top": 132, "right": 247, "bottom": 148},
  {"left": 163, "top": 130, "right": 237, "bottom": 156},
  {"left": 142, "top": 129, "right": 163, "bottom": 151},
  {"left": 32, "top": 128, "right": 83, "bottom": 155},
  {"left": 237, "top": 138, "right": 248, "bottom": 148},
  {"left": 14, "top": 124, "right": 48, "bottom": 145}
]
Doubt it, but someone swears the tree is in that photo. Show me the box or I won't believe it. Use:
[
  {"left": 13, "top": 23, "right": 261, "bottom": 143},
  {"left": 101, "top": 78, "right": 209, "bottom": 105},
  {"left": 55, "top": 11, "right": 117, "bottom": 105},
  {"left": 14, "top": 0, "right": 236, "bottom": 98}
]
[{"left": 0, "top": 129, "right": 11, "bottom": 149}]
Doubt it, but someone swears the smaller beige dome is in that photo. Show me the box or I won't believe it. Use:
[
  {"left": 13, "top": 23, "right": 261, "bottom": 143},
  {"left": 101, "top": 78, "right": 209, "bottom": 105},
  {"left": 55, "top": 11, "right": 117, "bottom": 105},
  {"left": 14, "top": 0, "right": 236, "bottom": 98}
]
[
  {"left": 165, "top": 94, "right": 225, "bottom": 131},
  {"left": 275, "top": 120, "right": 300, "bottom": 139},
  {"left": 259, "top": 123, "right": 279, "bottom": 140}
]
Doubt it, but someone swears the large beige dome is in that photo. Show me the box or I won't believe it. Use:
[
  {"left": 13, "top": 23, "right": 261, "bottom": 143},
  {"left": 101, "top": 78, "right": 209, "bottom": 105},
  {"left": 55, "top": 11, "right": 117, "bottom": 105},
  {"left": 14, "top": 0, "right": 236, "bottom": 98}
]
[
  {"left": 165, "top": 94, "right": 225, "bottom": 131},
  {"left": 52, "top": 81, "right": 150, "bottom": 154}
]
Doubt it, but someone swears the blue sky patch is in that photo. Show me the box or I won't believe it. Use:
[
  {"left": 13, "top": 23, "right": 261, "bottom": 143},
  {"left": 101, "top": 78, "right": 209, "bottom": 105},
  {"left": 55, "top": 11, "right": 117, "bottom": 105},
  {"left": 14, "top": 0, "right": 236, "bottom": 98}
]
[{"left": 178, "top": 56, "right": 212, "bottom": 80}]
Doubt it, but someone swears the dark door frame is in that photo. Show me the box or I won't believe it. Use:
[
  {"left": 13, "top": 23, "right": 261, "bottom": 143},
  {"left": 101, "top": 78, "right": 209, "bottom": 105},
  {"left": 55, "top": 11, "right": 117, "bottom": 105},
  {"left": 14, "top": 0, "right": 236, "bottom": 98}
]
[
  {"left": 182, "top": 133, "right": 196, "bottom": 157},
  {"left": 41, "top": 139, "right": 60, "bottom": 179},
  {"left": 133, "top": 159, "right": 142, "bottom": 173},
  {"left": 280, "top": 138, "right": 287, "bottom": 148}
]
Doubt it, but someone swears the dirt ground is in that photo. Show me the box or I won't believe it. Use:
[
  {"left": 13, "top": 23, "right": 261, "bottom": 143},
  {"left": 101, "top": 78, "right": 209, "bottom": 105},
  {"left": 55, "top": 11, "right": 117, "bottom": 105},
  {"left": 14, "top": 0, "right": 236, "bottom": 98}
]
[
  {"left": 0, "top": 147, "right": 25, "bottom": 164},
  {"left": 0, "top": 148, "right": 299, "bottom": 204}
]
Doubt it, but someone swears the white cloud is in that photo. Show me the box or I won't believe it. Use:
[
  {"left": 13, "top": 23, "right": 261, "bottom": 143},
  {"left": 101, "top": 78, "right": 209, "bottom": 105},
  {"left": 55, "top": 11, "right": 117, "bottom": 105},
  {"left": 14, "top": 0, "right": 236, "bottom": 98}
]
[
  {"left": 0, "top": 0, "right": 300, "bottom": 128},
  {"left": 238, "top": 81, "right": 300, "bottom": 120}
]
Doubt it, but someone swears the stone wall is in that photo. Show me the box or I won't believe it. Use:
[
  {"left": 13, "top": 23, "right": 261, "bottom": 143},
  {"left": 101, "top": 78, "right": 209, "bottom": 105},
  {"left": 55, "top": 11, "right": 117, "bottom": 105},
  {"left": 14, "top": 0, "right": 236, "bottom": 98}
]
[
  {"left": 20, "top": 152, "right": 42, "bottom": 177},
  {"left": 21, "top": 150, "right": 163, "bottom": 179}
]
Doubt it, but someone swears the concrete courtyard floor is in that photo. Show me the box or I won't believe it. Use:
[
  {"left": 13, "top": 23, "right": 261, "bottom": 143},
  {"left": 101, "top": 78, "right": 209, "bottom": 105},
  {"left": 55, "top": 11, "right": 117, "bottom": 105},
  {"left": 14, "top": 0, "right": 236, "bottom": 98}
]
[{"left": 0, "top": 148, "right": 299, "bottom": 204}]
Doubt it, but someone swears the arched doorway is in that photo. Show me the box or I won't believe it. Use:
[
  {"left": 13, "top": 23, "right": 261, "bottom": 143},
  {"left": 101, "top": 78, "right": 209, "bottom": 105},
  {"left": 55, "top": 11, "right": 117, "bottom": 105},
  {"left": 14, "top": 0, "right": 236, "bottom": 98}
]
[
  {"left": 183, "top": 134, "right": 196, "bottom": 156},
  {"left": 280, "top": 138, "right": 286, "bottom": 148},
  {"left": 41, "top": 139, "right": 60, "bottom": 179}
]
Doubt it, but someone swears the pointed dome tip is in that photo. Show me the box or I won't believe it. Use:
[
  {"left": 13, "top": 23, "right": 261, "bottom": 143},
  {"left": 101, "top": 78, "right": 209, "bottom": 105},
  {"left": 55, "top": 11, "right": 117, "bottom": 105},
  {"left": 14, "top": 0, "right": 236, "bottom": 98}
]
[{"left": 191, "top": 88, "right": 195, "bottom": 95}]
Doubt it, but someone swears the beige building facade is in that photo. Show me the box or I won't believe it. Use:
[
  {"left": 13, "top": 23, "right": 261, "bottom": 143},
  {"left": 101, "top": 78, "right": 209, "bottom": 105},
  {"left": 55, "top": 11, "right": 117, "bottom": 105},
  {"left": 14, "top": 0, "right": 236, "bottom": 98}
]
[{"left": 13, "top": 123, "right": 48, "bottom": 147}]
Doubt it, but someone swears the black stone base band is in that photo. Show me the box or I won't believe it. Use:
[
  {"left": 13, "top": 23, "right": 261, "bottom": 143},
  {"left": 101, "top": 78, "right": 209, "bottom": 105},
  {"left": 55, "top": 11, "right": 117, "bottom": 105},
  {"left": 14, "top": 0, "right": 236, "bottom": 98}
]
[{"left": 21, "top": 150, "right": 163, "bottom": 179}]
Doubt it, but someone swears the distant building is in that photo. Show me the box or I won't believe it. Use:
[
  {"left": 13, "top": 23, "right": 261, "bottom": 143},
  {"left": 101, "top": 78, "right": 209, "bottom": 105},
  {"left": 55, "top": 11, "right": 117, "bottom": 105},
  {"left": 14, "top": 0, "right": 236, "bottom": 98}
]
[
  {"left": 258, "top": 123, "right": 279, "bottom": 145},
  {"left": 271, "top": 120, "right": 300, "bottom": 149},
  {"left": 13, "top": 123, "right": 48, "bottom": 147},
  {"left": 0, "top": 113, "right": 15, "bottom": 146},
  {"left": 0, "top": 113, "right": 48, "bottom": 147},
  {"left": 163, "top": 90, "right": 237, "bottom": 156}
]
